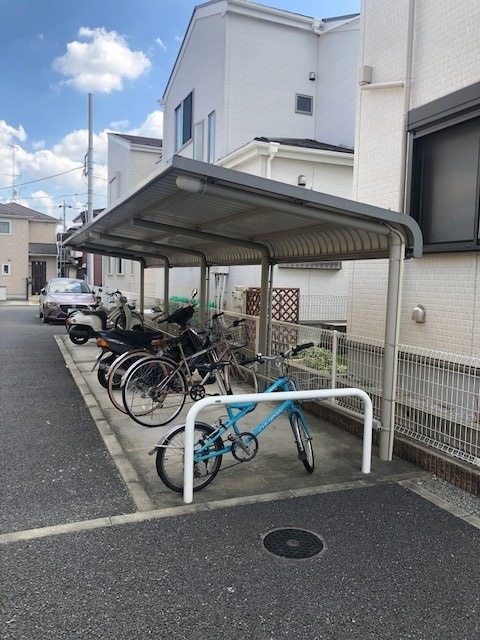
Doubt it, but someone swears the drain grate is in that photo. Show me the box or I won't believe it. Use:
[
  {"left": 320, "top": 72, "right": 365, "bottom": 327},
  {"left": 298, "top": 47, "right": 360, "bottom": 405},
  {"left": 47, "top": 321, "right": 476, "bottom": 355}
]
[{"left": 262, "top": 527, "right": 324, "bottom": 560}]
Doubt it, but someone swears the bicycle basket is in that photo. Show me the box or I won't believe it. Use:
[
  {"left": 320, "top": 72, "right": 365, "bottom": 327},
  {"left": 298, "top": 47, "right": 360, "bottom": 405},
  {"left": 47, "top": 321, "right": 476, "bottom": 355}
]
[
  {"left": 166, "top": 305, "right": 195, "bottom": 327},
  {"left": 225, "top": 323, "right": 248, "bottom": 348}
]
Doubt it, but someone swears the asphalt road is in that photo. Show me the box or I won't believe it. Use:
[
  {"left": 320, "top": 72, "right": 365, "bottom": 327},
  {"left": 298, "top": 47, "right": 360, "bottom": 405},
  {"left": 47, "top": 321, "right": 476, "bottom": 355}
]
[
  {"left": 1, "top": 306, "right": 479, "bottom": 640},
  {"left": 0, "top": 306, "right": 135, "bottom": 534}
]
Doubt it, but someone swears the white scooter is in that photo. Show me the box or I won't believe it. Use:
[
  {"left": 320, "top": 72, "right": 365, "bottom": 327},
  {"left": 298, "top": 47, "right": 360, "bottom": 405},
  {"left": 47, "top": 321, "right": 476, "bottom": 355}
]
[{"left": 66, "top": 290, "right": 143, "bottom": 345}]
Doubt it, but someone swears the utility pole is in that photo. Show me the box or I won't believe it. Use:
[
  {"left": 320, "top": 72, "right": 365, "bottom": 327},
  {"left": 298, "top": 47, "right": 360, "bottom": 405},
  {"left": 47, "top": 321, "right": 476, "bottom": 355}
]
[
  {"left": 84, "top": 93, "right": 95, "bottom": 286},
  {"left": 7, "top": 144, "right": 19, "bottom": 202},
  {"left": 58, "top": 202, "right": 72, "bottom": 276}
]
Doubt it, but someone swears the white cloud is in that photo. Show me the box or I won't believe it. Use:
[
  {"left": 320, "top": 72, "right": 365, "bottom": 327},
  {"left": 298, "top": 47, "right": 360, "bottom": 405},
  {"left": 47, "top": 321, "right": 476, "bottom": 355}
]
[
  {"left": 32, "top": 140, "right": 45, "bottom": 151},
  {"left": 0, "top": 109, "right": 161, "bottom": 224},
  {"left": 53, "top": 27, "right": 151, "bottom": 93},
  {"left": 109, "top": 119, "right": 130, "bottom": 130},
  {"left": 155, "top": 38, "right": 167, "bottom": 52},
  {"left": 0, "top": 120, "right": 27, "bottom": 144},
  {"left": 128, "top": 110, "right": 163, "bottom": 139}
]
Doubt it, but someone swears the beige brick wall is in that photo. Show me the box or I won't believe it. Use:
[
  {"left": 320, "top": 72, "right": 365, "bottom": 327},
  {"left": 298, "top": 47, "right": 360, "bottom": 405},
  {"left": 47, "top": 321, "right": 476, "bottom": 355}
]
[
  {"left": 0, "top": 218, "right": 29, "bottom": 297},
  {"left": 352, "top": 0, "right": 480, "bottom": 356}
]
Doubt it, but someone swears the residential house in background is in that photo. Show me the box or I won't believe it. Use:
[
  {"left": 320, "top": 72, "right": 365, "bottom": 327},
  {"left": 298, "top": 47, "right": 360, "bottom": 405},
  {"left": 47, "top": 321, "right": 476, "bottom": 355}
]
[
  {"left": 102, "top": 133, "right": 163, "bottom": 304},
  {"left": 350, "top": 0, "right": 480, "bottom": 357},
  {"left": 153, "top": 0, "right": 360, "bottom": 318},
  {"left": 69, "top": 208, "right": 106, "bottom": 286},
  {"left": 0, "top": 202, "right": 58, "bottom": 300}
]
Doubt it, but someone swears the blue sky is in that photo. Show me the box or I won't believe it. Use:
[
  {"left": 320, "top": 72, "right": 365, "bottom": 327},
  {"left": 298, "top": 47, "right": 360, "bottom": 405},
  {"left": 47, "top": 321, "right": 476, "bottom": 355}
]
[{"left": 0, "top": 0, "right": 360, "bottom": 227}]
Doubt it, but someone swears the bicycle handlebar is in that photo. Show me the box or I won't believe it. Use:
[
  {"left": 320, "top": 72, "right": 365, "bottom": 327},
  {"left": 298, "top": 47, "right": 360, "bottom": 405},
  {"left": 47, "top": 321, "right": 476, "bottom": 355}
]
[{"left": 242, "top": 342, "right": 314, "bottom": 366}]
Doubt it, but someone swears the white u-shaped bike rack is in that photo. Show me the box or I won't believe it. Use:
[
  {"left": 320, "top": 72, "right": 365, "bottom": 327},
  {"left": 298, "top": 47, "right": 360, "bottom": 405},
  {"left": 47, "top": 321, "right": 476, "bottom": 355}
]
[{"left": 183, "top": 387, "right": 374, "bottom": 504}]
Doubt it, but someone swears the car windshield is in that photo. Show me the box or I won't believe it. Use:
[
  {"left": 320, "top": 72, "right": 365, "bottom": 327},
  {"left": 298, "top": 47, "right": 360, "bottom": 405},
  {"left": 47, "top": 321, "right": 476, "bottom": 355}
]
[{"left": 49, "top": 280, "right": 91, "bottom": 294}]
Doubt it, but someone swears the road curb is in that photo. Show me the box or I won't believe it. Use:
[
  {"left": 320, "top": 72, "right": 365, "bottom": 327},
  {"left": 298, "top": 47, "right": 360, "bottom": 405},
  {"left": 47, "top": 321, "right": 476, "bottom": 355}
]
[{"left": 55, "top": 335, "right": 156, "bottom": 512}]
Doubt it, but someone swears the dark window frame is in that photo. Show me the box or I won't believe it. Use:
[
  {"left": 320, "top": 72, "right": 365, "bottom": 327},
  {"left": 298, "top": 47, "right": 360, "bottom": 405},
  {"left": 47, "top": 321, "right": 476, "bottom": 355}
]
[
  {"left": 407, "top": 82, "right": 480, "bottom": 253},
  {"left": 295, "top": 94, "right": 313, "bottom": 115},
  {"left": 175, "top": 91, "right": 193, "bottom": 151}
]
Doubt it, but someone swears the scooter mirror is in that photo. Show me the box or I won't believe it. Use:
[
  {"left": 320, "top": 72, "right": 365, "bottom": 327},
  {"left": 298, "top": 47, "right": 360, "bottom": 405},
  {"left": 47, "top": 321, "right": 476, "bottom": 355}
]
[{"left": 191, "top": 288, "right": 198, "bottom": 299}]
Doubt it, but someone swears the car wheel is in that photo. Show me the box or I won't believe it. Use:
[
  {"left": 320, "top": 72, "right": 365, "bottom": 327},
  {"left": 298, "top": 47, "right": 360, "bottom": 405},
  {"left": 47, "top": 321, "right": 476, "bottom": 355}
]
[{"left": 43, "top": 312, "right": 49, "bottom": 324}]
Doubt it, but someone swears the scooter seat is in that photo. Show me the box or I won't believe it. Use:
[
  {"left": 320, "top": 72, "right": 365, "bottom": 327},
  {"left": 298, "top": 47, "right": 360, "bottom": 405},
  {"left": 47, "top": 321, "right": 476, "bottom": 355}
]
[
  {"left": 82, "top": 310, "right": 108, "bottom": 329},
  {"left": 112, "top": 328, "right": 166, "bottom": 346}
]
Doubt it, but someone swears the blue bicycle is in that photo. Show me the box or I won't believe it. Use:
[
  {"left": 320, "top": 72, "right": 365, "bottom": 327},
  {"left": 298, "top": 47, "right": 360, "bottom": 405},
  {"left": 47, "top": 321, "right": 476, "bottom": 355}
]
[{"left": 152, "top": 342, "right": 315, "bottom": 492}]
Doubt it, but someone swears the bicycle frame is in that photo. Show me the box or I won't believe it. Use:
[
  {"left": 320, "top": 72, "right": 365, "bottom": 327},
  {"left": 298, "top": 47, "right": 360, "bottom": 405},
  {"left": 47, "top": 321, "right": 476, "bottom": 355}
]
[
  {"left": 193, "top": 375, "right": 306, "bottom": 462},
  {"left": 121, "top": 333, "right": 249, "bottom": 396}
]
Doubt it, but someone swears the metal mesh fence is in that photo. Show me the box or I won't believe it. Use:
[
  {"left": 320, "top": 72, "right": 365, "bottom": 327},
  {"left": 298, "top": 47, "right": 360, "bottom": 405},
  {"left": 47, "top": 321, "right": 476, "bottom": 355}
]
[{"left": 216, "top": 310, "right": 479, "bottom": 467}]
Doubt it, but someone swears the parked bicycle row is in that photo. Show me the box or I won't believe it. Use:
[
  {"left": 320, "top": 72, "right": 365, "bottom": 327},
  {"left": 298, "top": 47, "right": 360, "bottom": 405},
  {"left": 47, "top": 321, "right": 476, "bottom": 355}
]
[{"left": 65, "top": 289, "right": 317, "bottom": 494}]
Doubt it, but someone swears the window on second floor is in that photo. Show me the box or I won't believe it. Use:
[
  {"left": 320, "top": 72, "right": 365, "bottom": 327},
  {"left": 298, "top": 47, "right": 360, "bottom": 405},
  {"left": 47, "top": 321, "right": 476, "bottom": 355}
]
[
  {"left": 408, "top": 83, "right": 480, "bottom": 253},
  {"left": 193, "top": 121, "right": 204, "bottom": 161},
  {"left": 295, "top": 94, "right": 313, "bottom": 115},
  {"left": 2, "top": 263, "right": 10, "bottom": 275},
  {"left": 175, "top": 91, "right": 193, "bottom": 151},
  {"left": 0, "top": 220, "right": 11, "bottom": 235}
]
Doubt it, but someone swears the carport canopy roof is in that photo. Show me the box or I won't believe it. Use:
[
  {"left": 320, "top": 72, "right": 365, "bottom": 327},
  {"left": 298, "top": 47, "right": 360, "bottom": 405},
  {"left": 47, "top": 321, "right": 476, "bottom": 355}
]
[{"left": 65, "top": 155, "right": 422, "bottom": 268}]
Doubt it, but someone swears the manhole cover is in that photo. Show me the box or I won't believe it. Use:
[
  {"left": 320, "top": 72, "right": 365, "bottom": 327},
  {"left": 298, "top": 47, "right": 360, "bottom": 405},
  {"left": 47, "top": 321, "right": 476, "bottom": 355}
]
[{"left": 262, "top": 528, "right": 324, "bottom": 559}]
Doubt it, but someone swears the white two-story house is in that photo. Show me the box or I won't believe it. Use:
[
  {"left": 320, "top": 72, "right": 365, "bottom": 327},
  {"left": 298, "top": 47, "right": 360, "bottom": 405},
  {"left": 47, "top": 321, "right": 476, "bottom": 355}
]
[
  {"left": 102, "top": 133, "right": 163, "bottom": 305},
  {"left": 153, "top": 0, "right": 360, "bottom": 318}
]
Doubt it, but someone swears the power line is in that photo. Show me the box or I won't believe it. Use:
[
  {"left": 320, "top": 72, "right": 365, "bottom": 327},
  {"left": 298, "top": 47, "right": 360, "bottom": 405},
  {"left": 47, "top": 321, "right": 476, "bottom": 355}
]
[{"left": 0, "top": 165, "right": 83, "bottom": 191}]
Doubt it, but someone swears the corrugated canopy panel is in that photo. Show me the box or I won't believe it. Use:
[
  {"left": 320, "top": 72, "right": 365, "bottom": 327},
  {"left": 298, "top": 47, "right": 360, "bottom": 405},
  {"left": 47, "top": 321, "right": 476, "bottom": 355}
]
[{"left": 66, "top": 156, "right": 422, "bottom": 267}]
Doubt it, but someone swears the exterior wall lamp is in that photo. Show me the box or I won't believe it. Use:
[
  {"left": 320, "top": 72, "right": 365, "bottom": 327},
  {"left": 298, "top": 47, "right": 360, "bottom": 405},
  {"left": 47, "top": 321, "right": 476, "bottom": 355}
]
[{"left": 412, "top": 304, "right": 426, "bottom": 323}]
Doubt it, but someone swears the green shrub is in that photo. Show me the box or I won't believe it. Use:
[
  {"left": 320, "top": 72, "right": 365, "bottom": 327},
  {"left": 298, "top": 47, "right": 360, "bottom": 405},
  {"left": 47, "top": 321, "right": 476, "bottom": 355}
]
[{"left": 297, "top": 346, "right": 347, "bottom": 374}]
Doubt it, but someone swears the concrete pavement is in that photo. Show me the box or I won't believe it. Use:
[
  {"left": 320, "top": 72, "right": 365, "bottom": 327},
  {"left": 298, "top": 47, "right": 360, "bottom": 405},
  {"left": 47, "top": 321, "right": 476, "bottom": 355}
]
[
  {"left": 2, "top": 304, "right": 480, "bottom": 640},
  {"left": 56, "top": 333, "right": 427, "bottom": 512}
]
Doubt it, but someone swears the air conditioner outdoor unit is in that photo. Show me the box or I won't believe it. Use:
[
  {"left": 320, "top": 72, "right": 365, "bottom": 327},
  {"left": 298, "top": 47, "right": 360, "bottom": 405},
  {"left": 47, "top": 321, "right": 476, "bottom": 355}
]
[{"left": 232, "top": 285, "right": 248, "bottom": 313}]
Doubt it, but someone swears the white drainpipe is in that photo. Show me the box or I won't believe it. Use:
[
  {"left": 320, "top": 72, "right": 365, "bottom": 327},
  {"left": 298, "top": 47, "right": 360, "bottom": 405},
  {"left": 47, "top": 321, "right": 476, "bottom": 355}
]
[
  {"left": 266, "top": 142, "right": 279, "bottom": 180},
  {"left": 398, "top": 0, "right": 415, "bottom": 213}
]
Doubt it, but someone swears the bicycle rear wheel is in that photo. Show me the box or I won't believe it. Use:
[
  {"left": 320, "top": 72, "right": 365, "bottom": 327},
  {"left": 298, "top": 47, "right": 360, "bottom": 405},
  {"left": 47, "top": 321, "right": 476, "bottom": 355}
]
[
  {"left": 107, "top": 350, "right": 153, "bottom": 413},
  {"left": 122, "top": 357, "right": 187, "bottom": 427},
  {"left": 290, "top": 411, "right": 314, "bottom": 473},
  {"left": 156, "top": 422, "right": 223, "bottom": 492}
]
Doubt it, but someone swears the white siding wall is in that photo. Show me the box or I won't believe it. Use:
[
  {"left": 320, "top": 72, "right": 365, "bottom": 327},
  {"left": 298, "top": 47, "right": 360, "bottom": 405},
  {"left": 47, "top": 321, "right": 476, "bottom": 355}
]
[
  {"left": 162, "top": 12, "right": 225, "bottom": 164},
  {"left": 316, "top": 25, "right": 358, "bottom": 147},
  {"left": 350, "top": 0, "right": 480, "bottom": 356},
  {"left": 104, "top": 136, "right": 162, "bottom": 304},
  {"left": 107, "top": 141, "right": 132, "bottom": 204},
  {"left": 130, "top": 149, "right": 161, "bottom": 185},
  {"left": 226, "top": 16, "right": 317, "bottom": 153}
]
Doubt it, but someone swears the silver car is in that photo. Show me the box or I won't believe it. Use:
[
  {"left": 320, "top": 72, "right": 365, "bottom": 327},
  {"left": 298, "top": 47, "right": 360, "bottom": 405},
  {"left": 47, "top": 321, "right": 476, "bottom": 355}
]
[{"left": 39, "top": 278, "right": 95, "bottom": 323}]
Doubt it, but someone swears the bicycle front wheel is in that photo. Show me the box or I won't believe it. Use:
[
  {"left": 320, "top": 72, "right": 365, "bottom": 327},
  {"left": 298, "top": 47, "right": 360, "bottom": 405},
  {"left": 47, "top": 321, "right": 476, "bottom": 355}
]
[
  {"left": 122, "top": 357, "right": 187, "bottom": 427},
  {"left": 107, "top": 350, "right": 153, "bottom": 413},
  {"left": 156, "top": 422, "right": 223, "bottom": 492},
  {"left": 290, "top": 411, "right": 314, "bottom": 473}
]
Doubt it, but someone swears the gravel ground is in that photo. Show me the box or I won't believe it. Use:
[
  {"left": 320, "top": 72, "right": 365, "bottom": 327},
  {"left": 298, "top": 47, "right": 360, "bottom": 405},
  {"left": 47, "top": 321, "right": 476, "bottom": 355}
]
[{"left": 411, "top": 474, "right": 480, "bottom": 517}]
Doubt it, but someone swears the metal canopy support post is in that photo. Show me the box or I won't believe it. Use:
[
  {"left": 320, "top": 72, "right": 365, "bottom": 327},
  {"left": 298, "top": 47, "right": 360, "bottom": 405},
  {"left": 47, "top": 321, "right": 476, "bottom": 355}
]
[
  {"left": 182, "top": 387, "right": 374, "bottom": 504},
  {"left": 163, "top": 257, "right": 170, "bottom": 315},
  {"left": 199, "top": 258, "right": 207, "bottom": 324},
  {"left": 380, "top": 228, "right": 405, "bottom": 461},
  {"left": 140, "top": 262, "right": 145, "bottom": 313},
  {"left": 258, "top": 255, "right": 270, "bottom": 356}
]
